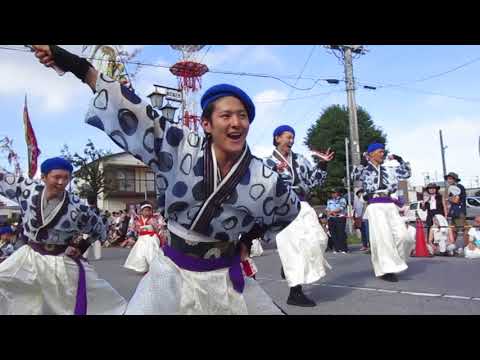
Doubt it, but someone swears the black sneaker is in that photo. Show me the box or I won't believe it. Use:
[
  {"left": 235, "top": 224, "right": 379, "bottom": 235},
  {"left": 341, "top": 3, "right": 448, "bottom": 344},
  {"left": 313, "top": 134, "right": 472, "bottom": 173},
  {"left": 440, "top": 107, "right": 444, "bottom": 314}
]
[
  {"left": 280, "top": 267, "right": 286, "bottom": 280},
  {"left": 287, "top": 291, "right": 316, "bottom": 307},
  {"left": 380, "top": 273, "right": 398, "bottom": 282}
]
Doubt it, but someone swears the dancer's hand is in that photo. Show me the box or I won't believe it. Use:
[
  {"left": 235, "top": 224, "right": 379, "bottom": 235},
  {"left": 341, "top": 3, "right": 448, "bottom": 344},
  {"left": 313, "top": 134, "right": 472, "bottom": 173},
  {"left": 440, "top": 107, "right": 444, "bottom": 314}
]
[
  {"left": 311, "top": 147, "right": 335, "bottom": 162},
  {"left": 388, "top": 154, "right": 404, "bottom": 163},
  {"left": 65, "top": 246, "right": 82, "bottom": 258},
  {"left": 32, "top": 45, "right": 55, "bottom": 68},
  {"left": 32, "top": 45, "right": 98, "bottom": 91},
  {"left": 276, "top": 161, "right": 288, "bottom": 172},
  {"left": 239, "top": 242, "right": 249, "bottom": 260}
]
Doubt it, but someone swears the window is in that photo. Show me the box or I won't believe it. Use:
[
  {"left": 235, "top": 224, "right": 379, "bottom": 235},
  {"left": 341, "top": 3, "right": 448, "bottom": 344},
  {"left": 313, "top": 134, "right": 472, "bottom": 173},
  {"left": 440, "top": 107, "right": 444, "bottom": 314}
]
[
  {"left": 115, "top": 169, "right": 135, "bottom": 192},
  {"left": 145, "top": 171, "right": 155, "bottom": 192}
]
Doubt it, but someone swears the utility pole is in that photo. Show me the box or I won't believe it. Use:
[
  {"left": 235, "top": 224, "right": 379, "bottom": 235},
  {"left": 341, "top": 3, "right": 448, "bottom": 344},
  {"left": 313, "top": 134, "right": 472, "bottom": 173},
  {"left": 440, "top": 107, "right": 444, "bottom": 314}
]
[
  {"left": 344, "top": 46, "right": 361, "bottom": 168},
  {"left": 439, "top": 130, "right": 447, "bottom": 178},
  {"left": 327, "top": 45, "right": 366, "bottom": 168},
  {"left": 345, "top": 137, "right": 353, "bottom": 235}
]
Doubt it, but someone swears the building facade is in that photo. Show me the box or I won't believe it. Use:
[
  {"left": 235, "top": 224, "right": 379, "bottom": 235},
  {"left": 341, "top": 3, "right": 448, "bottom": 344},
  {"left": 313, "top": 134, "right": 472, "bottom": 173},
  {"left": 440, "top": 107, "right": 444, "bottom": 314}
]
[{"left": 77, "top": 152, "right": 157, "bottom": 213}]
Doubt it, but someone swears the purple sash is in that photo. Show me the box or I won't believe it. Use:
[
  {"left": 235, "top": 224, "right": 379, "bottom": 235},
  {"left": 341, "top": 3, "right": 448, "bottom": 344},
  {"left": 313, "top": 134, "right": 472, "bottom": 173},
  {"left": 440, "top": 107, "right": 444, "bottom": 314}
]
[
  {"left": 162, "top": 245, "right": 245, "bottom": 294},
  {"left": 368, "top": 197, "right": 402, "bottom": 207},
  {"left": 28, "top": 243, "right": 87, "bottom": 315}
]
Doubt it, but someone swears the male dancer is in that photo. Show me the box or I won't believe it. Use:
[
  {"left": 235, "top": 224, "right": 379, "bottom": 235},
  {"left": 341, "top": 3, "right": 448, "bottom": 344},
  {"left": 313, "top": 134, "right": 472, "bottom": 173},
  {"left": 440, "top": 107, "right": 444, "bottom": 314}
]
[
  {"left": 352, "top": 143, "right": 411, "bottom": 282},
  {"left": 0, "top": 157, "right": 127, "bottom": 314},
  {"left": 265, "top": 125, "right": 334, "bottom": 307},
  {"left": 32, "top": 45, "right": 301, "bottom": 314}
]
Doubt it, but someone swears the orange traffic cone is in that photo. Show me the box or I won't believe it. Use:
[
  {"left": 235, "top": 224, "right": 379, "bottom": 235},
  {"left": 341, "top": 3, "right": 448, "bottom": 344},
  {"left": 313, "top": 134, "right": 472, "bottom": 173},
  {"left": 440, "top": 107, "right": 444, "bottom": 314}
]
[{"left": 414, "top": 218, "right": 431, "bottom": 257}]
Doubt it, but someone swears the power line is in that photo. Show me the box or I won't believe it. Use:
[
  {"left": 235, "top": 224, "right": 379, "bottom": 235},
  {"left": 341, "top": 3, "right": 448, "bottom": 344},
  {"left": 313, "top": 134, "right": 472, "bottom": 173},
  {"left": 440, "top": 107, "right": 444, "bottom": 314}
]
[
  {"left": 10, "top": 45, "right": 480, "bottom": 103},
  {"left": 0, "top": 46, "right": 337, "bottom": 91},
  {"left": 199, "top": 45, "right": 212, "bottom": 64},
  {"left": 363, "top": 55, "right": 480, "bottom": 89},
  {"left": 0, "top": 46, "right": 30, "bottom": 52},
  {"left": 280, "top": 45, "right": 317, "bottom": 109},
  {"left": 356, "top": 81, "right": 480, "bottom": 103},
  {"left": 256, "top": 89, "right": 345, "bottom": 103}
]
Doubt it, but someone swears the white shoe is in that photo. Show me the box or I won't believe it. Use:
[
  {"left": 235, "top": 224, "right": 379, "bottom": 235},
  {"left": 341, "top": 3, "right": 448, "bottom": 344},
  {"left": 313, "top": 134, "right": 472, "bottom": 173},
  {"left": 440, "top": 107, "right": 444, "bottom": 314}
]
[
  {"left": 340, "top": 251, "right": 347, "bottom": 254},
  {"left": 333, "top": 250, "right": 337, "bottom": 254}
]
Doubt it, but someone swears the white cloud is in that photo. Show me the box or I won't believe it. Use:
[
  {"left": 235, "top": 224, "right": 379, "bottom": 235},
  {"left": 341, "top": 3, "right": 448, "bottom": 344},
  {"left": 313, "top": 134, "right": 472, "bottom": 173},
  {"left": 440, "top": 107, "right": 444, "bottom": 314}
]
[
  {"left": 424, "top": 94, "right": 446, "bottom": 107},
  {"left": 0, "top": 45, "right": 150, "bottom": 113},
  {"left": 132, "top": 57, "right": 178, "bottom": 97},
  {"left": 250, "top": 144, "right": 273, "bottom": 158},
  {"left": 0, "top": 46, "right": 90, "bottom": 113},
  {"left": 386, "top": 116, "right": 480, "bottom": 187}
]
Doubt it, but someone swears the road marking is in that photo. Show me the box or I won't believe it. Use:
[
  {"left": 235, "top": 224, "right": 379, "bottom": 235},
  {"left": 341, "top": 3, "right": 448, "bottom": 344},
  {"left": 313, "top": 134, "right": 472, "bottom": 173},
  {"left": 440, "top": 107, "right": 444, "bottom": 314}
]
[
  {"left": 375, "top": 288, "right": 400, "bottom": 294},
  {"left": 255, "top": 277, "right": 478, "bottom": 302},
  {"left": 348, "top": 286, "right": 378, "bottom": 291},
  {"left": 442, "top": 295, "right": 472, "bottom": 300},
  {"left": 400, "top": 291, "right": 442, "bottom": 297}
]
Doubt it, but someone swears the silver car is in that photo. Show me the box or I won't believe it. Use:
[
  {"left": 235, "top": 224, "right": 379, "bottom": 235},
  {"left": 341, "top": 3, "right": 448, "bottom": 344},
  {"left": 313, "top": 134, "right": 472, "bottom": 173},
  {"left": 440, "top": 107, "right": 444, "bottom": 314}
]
[{"left": 467, "top": 197, "right": 480, "bottom": 218}]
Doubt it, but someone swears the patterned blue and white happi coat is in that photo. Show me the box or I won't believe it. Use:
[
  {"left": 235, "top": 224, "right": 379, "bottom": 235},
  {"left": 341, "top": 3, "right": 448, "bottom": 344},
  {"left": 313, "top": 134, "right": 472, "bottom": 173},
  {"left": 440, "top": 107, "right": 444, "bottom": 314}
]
[
  {"left": 351, "top": 160, "right": 411, "bottom": 195},
  {"left": 84, "top": 74, "right": 301, "bottom": 243},
  {"left": 0, "top": 169, "right": 107, "bottom": 246},
  {"left": 264, "top": 150, "right": 327, "bottom": 199}
]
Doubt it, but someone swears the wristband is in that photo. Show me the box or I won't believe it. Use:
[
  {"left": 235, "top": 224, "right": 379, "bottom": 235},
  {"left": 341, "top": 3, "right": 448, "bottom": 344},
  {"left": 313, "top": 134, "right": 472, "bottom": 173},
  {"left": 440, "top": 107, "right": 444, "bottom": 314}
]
[{"left": 49, "top": 45, "right": 93, "bottom": 83}]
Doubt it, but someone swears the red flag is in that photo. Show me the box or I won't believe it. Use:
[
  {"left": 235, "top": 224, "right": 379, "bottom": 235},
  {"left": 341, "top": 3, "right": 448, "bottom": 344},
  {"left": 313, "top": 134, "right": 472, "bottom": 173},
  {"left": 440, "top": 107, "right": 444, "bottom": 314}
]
[{"left": 23, "top": 95, "right": 41, "bottom": 178}]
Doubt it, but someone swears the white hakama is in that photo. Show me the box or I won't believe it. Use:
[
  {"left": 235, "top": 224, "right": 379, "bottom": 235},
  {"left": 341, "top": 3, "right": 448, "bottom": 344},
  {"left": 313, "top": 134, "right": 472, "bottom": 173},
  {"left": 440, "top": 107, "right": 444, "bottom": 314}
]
[
  {"left": 405, "top": 224, "right": 417, "bottom": 257},
  {"left": 275, "top": 201, "right": 330, "bottom": 288},
  {"left": 124, "top": 234, "right": 160, "bottom": 273},
  {"left": 250, "top": 239, "right": 264, "bottom": 257},
  {"left": 364, "top": 202, "right": 409, "bottom": 277},
  {"left": 83, "top": 239, "right": 102, "bottom": 260},
  {"left": 464, "top": 246, "right": 480, "bottom": 259},
  {"left": 125, "top": 248, "right": 282, "bottom": 315},
  {"left": 0, "top": 246, "right": 127, "bottom": 315}
]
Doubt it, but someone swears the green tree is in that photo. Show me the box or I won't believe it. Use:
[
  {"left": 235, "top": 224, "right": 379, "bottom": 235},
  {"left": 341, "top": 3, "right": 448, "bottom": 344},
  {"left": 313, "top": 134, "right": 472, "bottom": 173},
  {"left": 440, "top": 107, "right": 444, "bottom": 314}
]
[
  {"left": 304, "top": 104, "right": 387, "bottom": 204},
  {"left": 61, "top": 140, "right": 113, "bottom": 207}
]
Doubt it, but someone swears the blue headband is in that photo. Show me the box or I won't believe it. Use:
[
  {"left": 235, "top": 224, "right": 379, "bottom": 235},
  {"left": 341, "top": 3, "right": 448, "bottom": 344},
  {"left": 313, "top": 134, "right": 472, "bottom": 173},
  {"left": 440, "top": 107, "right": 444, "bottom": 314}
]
[
  {"left": 0, "top": 226, "right": 13, "bottom": 235},
  {"left": 367, "top": 143, "right": 385, "bottom": 154},
  {"left": 40, "top": 157, "right": 73, "bottom": 175},
  {"left": 200, "top": 84, "right": 255, "bottom": 123},
  {"left": 273, "top": 125, "right": 295, "bottom": 139}
]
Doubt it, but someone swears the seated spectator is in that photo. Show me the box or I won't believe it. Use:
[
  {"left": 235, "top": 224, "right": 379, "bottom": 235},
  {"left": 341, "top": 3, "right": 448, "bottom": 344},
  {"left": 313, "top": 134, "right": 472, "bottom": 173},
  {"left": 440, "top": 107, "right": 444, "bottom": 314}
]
[
  {"left": 428, "top": 214, "right": 456, "bottom": 256},
  {"left": 318, "top": 213, "right": 333, "bottom": 252},
  {"left": 465, "top": 216, "right": 480, "bottom": 259},
  {"left": 400, "top": 218, "right": 416, "bottom": 257},
  {"left": 0, "top": 226, "right": 15, "bottom": 262}
]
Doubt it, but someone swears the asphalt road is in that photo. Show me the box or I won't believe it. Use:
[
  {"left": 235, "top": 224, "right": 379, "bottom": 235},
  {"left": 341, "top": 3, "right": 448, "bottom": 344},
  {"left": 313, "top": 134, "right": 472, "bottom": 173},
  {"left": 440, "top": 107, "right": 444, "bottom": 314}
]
[{"left": 91, "top": 242, "right": 480, "bottom": 315}]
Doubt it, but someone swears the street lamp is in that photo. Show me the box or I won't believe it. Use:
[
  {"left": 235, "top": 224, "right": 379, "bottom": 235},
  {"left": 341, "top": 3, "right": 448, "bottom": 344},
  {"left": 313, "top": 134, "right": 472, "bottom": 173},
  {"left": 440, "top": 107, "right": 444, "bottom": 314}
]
[
  {"left": 147, "top": 87, "right": 166, "bottom": 109},
  {"left": 326, "top": 79, "right": 340, "bottom": 84},
  {"left": 161, "top": 102, "right": 178, "bottom": 122}
]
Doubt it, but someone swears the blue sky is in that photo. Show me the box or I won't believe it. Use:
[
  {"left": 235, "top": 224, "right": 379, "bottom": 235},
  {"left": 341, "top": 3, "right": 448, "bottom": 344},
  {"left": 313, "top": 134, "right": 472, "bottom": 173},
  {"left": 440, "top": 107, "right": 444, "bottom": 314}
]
[{"left": 1, "top": 45, "right": 479, "bottom": 188}]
